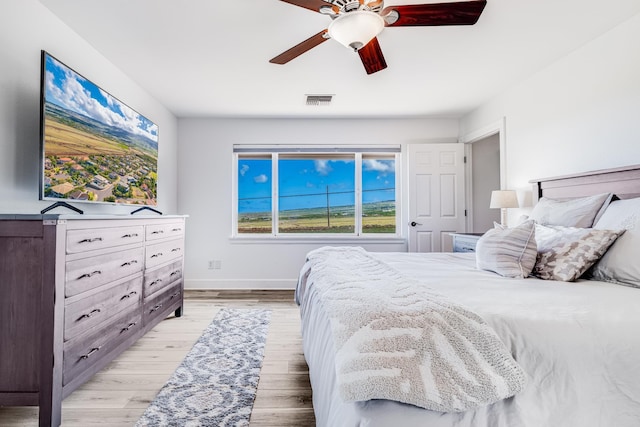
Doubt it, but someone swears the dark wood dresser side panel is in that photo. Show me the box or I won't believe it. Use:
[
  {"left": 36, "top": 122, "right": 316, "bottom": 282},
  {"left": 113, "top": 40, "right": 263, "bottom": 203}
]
[
  {"left": 0, "top": 223, "right": 44, "bottom": 393},
  {"left": 38, "top": 220, "right": 65, "bottom": 427}
]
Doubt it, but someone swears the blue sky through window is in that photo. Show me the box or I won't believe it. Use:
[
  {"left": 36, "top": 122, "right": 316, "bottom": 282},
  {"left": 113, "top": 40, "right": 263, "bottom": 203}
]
[
  {"left": 238, "top": 156, "right": 395, "bottom": 214},
  {"left": 238, "top": 159, "right": 272, "bottom": 213},
  {"left": 279, "top": 158, "right": 355, "bottom": 211},
  {"left": 363, "top": 159, "right": 395, "bottom": 204}
]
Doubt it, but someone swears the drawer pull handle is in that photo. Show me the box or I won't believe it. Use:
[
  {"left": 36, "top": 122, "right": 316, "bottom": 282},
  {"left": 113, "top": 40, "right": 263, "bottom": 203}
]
[
  {"left": 120, "top": 291, "right": 138, "bottom": 300},
  {"left": 151, "top": 230, "right": 164, "bottom": 235},
  {"left": 120, "top": 322, "right": 137, "bottom": 333},
  {"left": 171, "top": 228, "right": 182, "bottom": 232},
  {"left": 150, "top": 304, "right": 163, "bottom": 313},
  {"left": 149, "top": 279, "right": 163, "bottom": 287},
  {"left": 151, "top": 252, "right": 163, "bottom": 258},
  {"left": 77, "top": 270, "right": 102, "bottom": 280},
  {"left": 78, "top": 237, "right": 103, "bottom": 244},
  {"left": 120, "top": 260, "right": 138, "bottom": 267},
  {"left": 170, "top": 270, "right": 181, "bottom": 277},
  {"left": 121, "top": 233, "right": 139, "bottom": 238},
  {"left": 77, "top": 308, "right": 101, "bottom": 321},
  {"left": 80, "top": 347, "right": 101, "bottom": 360},
  {"left": 170, "top": 292, "right": 180, "bottom": 299},
  {"left": 171, "top": 248, "right": 181, "bottom": 252}
]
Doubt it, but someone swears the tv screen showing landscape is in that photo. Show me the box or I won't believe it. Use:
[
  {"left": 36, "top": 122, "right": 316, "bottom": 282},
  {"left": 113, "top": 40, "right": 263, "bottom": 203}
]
[{"left": 40, "top": 51, "right": 159, "bottom": 206}]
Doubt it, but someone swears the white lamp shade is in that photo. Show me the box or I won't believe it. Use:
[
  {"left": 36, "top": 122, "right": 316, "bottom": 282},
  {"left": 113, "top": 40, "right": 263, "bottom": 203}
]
[
  {"left": 328, "top": 11, "right": 385, "bottom": 51},
  {"left": 490, "top": 190, "right": 519, "bottom": 209}
]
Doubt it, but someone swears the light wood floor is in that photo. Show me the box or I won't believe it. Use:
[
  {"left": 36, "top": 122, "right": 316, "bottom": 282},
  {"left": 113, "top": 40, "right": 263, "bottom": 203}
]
[{"left": 0, "top": 290, "right": 315, "bottom": 427}]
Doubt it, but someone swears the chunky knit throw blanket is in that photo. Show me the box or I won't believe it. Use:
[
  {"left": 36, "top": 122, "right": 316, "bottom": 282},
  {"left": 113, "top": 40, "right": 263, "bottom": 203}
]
[{"left": 305, "top": 246, "right": 526, "bottom": 412}]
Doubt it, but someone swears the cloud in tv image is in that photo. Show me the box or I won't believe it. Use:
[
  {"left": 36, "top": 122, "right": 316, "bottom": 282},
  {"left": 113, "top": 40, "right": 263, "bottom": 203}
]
[{"left": 42, "top": 53, "right": 159, "bottom": 206}]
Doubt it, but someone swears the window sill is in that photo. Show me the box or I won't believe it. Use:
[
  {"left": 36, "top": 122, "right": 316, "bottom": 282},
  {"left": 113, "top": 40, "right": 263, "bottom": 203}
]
[{"left": 229, "top": 235, "right": 406, "bottom": 245}]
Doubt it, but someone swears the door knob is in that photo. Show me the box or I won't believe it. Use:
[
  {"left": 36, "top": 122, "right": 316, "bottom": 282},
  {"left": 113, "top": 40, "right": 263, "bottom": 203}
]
[{"left": 410, "top": 221, "right": 422, "bottom": 227}]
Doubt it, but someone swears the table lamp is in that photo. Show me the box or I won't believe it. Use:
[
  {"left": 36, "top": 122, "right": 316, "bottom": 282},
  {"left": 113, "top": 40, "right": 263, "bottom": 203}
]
[{"left": 490, "top": 190, "right": 519, "bottom": 226}]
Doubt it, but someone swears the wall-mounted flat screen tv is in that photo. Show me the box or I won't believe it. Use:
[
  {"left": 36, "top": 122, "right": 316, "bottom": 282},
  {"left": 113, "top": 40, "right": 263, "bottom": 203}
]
[{"left": 40, "top": 51, "right": 159, "bottom": 206}]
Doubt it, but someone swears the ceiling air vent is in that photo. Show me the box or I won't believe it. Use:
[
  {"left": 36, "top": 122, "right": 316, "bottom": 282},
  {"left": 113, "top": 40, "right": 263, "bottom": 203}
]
[{"left": 305, "top": 94, "right": 333, "bottom": 106}]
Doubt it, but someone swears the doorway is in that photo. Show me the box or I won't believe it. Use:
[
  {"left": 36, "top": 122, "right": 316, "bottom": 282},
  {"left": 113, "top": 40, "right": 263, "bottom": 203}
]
[
  {"left": 470, "top": 135, "right": 500, "bottom": 232},
  {"left": 461, "top": 118, "right": 507, "bottom": 234}
]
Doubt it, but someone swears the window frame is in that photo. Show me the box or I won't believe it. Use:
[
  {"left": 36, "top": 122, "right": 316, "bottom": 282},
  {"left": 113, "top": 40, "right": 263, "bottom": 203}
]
[{"left": 232, "top": 146, "right": 401, "bottom": 240}]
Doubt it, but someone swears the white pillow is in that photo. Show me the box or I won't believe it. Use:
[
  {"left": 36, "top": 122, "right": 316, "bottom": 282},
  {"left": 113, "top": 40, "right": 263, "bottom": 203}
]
[
  {"left": 591, "top": 198, "right": 640, "bottom": 288},
  {"left": 533, "top": 224, "right": 624, "bottom": 282},
  {"left": 529, "top": 193, "right": 613, "bottom": 228},
  {"left": 476, "top": 220, "right": 537, "bottom": 279}
]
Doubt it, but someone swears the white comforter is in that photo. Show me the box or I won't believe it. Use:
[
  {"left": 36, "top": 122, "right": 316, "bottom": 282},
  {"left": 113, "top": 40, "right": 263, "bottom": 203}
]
[
  {"left": 297, "top": 252, "right": 640, "bottom": 427},
  {"left": 304, "top": 246, "right": 526, "bottom": 412}
]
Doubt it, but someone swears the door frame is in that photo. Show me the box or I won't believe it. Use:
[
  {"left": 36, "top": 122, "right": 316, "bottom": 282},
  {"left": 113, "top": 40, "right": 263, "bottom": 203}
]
[{"left": 459, "top": 117, "right": 507, "bottom": 232}]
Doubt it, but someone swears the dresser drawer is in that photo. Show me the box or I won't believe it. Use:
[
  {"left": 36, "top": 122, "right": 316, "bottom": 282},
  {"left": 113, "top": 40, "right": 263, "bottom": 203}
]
[
  {"left": 143, "top": 284, "right": 182, "bottom": 327},
  {"left": 144, "top": 260, "right": 183, "bottom": 298},
  {"left": 65, "top": 247, "right": 144, "bottom": 297},
  {"left": 66, "top": 226, "right": 144, "bottom": 254},
  {"left": 146, "top": 222, "right": 185, "bottom": 242},
  {"left": 62, "top": 309, "right": 142, "bottom": 386},
  {"left": 145, "top": 239, "right": 184, "bottom": 269},
  {"left": 64, "top": 276, "right": 142, "bottom": 342}
]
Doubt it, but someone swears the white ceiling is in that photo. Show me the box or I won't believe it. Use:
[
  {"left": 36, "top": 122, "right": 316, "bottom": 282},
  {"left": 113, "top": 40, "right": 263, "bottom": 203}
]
[{"left": 39, "top": 0, "right": 640, "bottom": 118}]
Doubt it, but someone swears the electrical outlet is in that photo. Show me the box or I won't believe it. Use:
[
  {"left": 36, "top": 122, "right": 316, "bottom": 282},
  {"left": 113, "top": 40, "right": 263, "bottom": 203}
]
[{"left": 208, "top": 260, "right": 222, "bottom": 270}]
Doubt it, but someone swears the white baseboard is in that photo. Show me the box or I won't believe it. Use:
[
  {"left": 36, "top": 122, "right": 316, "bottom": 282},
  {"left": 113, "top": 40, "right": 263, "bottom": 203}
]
[{"left": 184, "top": 279, "right": 298, "bottom": 290}]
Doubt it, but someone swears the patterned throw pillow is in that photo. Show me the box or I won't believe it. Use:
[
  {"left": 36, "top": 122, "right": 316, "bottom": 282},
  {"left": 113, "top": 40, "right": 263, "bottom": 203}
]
[
  {"left": 476, "top": 220, "right": 537, "bottom": 279},
  {"left": 532, "top": 225, "right": 624, "bottom": 281}
]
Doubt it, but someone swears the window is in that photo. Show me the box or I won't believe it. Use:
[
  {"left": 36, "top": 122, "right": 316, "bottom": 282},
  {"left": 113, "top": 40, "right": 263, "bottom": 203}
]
[
  {"left": 237, "top": 155, "right": 272, "bottom": 234},
  {"left": 235, "top": 146, "right": 399, "bottom": 237},
  {"left": 362, "top": 154, "right": 396, "bottom": 234}
]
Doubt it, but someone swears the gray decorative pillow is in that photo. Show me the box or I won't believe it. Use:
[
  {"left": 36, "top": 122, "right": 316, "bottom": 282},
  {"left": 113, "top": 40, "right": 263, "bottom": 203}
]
[
  {"left": 591, "top": 198, "right": 640, "bottom": 288},
  {"left": 476, "top": 220, "right": 537, "bottom": 279},
  {"left": 533, "top": 224, "right": 624, "bottom": 281},
  {"left": 529, "top": 193, "right": 613, "bottom": 228}
]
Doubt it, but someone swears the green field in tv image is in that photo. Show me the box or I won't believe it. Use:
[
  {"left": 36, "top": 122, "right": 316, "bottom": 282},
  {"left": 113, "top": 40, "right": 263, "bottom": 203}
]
[
  {"left": 42, "top": 53, "right": 158, "bottom": 206},
  {"left": 43, "top": 102, "right": 158, "bottom": 205}
]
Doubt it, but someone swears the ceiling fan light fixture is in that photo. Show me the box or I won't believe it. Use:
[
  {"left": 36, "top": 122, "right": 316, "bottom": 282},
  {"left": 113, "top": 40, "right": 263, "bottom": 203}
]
[{"left": 328, "top": 11, "right": 385, "bottom": 52}]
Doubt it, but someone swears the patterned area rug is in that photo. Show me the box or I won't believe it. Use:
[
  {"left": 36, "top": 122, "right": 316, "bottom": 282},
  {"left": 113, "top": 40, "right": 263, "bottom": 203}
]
[{"left": 135, "top": 308, "right": 271, "bottom": 427}]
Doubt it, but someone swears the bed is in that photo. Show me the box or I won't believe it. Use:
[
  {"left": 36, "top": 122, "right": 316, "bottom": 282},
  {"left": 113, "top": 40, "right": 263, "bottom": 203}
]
[{"left": 295, "top": 165, "right": 640, "bottom": 427}]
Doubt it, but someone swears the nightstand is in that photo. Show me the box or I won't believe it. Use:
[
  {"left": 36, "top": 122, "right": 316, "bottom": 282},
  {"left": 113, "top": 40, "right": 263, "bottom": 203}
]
[{"left": 450, "top": 233, "right": 484, "bottom": 253}]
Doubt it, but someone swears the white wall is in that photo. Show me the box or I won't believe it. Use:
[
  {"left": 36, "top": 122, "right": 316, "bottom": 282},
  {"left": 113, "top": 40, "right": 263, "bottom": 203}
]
[
  {"left": 178, "top": 117, "right": 459, "bottom": 289},
  {"left": 460, "top": 12, "right": 640, "bottom": 223},
  {"left": 0, "top": 0, "right": 179, "bottom": 215}
]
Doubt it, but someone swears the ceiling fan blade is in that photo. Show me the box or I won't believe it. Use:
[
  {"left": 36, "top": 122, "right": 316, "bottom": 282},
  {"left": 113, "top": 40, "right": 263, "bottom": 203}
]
[
  {"left": 383, "top": 0, "right": 487, "bottom": 27},
  {"left": 278, "top": 0, "right": 333, "bottom": 13},
  {"left": 270, "top": 30, "right": 329, "bottom": 64},
  {"left": 358, "top": 37, "right": 387, "bottom": 75}
]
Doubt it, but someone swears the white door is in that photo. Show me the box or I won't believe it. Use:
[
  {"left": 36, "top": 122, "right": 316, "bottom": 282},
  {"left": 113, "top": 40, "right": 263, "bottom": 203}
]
[{"left": 408, "top": 143, "right": 466, "bottom": 252}]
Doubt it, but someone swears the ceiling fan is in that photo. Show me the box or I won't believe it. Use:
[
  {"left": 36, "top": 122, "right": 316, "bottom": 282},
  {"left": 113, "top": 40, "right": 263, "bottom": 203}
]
[{"left": 270, "top": 0, "right": 487, "bottom": 74}]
